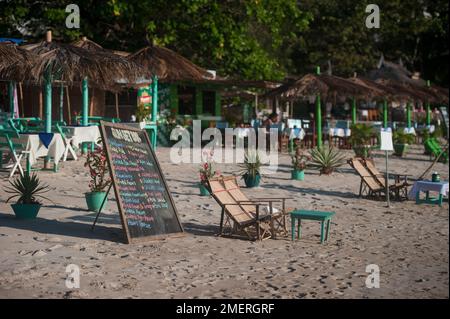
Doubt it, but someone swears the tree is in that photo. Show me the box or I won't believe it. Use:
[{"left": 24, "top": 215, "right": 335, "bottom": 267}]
[{"left": 0, "top": 0, "right": 310, "bottom": 81}]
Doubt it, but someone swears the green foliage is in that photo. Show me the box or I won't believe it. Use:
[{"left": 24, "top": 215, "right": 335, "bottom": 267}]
[
  {"left": 393, "top": 130, "right": 415, "bottom": 144},
  {"left": 309, "top": 146, "right": 346, "bottom": 175},
  {"left": 5, "top": 173, "right": 50, "bottom": 204},
  {"left": 291, "top": 147, "right": 311, "bottom": 171},
  {"left": 136, "top": 102, "right": 151, "bottom": 122},
  {"left": 0, "top": 0, "right": 309, "bottom": 81},
  {"left": 293, "top": 0, "right": 449, "bottom": 85},
  {"left": 0, "top": 0, "right": 447, "bottom": 85},
  {"left": 349, "top": 123, "right": 374, "bottom": 146},
  {"left": 239, "top": 151, "right": 262, "bottom": 178}
]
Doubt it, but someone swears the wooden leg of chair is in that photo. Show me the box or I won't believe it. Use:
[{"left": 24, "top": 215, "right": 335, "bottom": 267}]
[{"left": 219, "top": 207, "right": 225, "bottom": 235}]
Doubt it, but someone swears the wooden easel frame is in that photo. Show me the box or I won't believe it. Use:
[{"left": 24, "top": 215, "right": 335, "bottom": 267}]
[{"left": 97, "top": 121, "right": 184, "bottom": 244}]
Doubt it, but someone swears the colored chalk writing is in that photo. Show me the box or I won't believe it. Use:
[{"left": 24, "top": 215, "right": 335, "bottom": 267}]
[{"left": 100, "top": 122, "right": 183, "bottom": 243}]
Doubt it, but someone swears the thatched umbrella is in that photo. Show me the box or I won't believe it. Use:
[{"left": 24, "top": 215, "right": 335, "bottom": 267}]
[
  {"left": 23, "top": 31, "right": 149, "bottom": 134},
  {"left": 0, "top": 43, "right": 39, "bottom": 118},
  {"left": 265, "top": 69, "right": 377, "bottom": 147},
  {"left": 367, "top": 57, "right": 444, "bottom": 128},
  {"left": 127, "top": 45, "right": 213, "bottom": 82}
]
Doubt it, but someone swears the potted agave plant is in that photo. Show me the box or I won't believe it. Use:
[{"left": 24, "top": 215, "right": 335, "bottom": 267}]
[
  {"left": 291, "top": 147, "right": 310, "bottom": 181},
  {"left": 239, "top": 151, "right": 262, "bottom": 188},
  {"left": 309, "top": 146, "right": 346, "bottom": 175},
  {"left": 84, "top": 146, "right": 111, "bottom": 211},
  {"left": 199, "top": 149, "right": 219, "bottom": 196},
  {"left": 5, "top": 173, "right": 50, "bottom": 219},
  {"left": 393, "top": 130, "right": 415, "bottom": 157}
]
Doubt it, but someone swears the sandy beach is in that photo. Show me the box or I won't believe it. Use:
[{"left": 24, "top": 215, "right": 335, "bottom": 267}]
[{"left": 0, "top": 145, "right": 448, "bottom": 299}]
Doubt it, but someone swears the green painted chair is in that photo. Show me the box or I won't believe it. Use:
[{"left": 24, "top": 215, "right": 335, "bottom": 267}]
[
  {"left": 424, "top": 138, "right": 448, "bottom": 163},
  {"left": 0, "top": 129, "right": 31, "bottom": 178}
]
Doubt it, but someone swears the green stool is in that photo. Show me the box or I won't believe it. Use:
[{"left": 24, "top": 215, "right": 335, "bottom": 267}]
[{"left": 290, "top": 210, "right": 335, "bottom": 243}]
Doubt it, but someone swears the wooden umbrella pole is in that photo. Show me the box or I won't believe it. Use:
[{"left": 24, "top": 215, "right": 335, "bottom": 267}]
[
  {"left": 38, "top": 88, "right": 43, "bottom": 119},
  {"left": 89, "top": 87, "right": 95, "bottom": 116},
  {"left": 19, "top": 82, "right": 24, "bottom": 117},
  {"left": 65, "top": 86, "right": 71, "bottom": 124},
  {"left": 115, "top": 93, "right": 119, "bottom": 118}
]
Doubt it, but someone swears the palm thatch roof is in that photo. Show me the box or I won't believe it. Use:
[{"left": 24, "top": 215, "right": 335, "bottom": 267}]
[
  {"left": 264, "top": 73, "right": 377, "bottom": 101},
  {"left": 22, "top": 40, "right": 150, "bottom": 91},
  {"left": 0, "top": 43, "right": 38, "bottom": 81},
  {"left": 127, "top": 45, "right": 213, "bottom": 82},
  {"left": 366, "top": 57, "right": 448, "bottom": 103}
]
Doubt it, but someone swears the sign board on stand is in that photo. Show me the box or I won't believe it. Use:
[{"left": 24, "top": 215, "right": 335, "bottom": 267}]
[{"left": 99, "top": 121, "right": 184, "bottom": 243}]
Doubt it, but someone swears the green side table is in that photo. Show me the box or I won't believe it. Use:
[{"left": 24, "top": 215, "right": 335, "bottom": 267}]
[{"left": 290, "top": 210, "right": 335, "bottom": 243}]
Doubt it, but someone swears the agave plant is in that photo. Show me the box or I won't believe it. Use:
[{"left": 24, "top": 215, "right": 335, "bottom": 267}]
[
  {"left": 239, "top": 151, "right": 262, "bottom": 178},
  {"left": 5, "top": 173, "right": 50, "bottom": 204},
  {"left": 309, "top": 146, "right": 346, "bottom": 175}
]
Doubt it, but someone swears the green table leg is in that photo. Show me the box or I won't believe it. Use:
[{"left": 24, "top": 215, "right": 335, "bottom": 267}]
[
  {"left": 297, "top": 219, "right": 301, "bottom": 239},
  {"left": 326, "top": 219, "right": 331, "bottom": 241},
  {"left": 438, "top": 194, "right": 443, "bottom": 207},
  {"left": 426, "top": 191, "right": 430, "bottom": 201},
  {"left": 291, "top": 217, "right": 295, "bottom": 241},
  {"left": 415, "top": 191, "right": 420, "bottom": 204},
  {"left": 320, "top": 221, "right": 325, "bottom": 244}
]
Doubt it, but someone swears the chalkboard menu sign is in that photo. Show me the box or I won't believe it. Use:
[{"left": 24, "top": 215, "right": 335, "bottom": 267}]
[{"left": 100, "top": 121, "right": 184, "bottom": 243}]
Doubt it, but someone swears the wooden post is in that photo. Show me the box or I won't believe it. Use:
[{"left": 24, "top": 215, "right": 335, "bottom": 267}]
[
  {"left": 59, "top": 84, "right": 64, "bottom": 122},
  {"left": 426, "top": 80, "right": 431, "bottom": 126},
  {"left": 115, "top": 93, "right": 119, "bottom": 118},
  {"left": 38, "top": 88, "right": 43, "bottom": 119},
  {"left": 351, "top": 97, "right": 357, "bottom": 125},
  {"left": 8, "top": 81, "right": 15, "bottom": 118},
  {"left": 89, "top": 87, "right": 95, "bottom": 116},
  {"left": 82, "top": 77, "right": 89, "bottom": 153},
  {"left": 406, "top": 102, "right": 412, "bottom": 128},
  {"left": 19, "top": 82, "right": 24, "bottom": 117},
  {"left": 315, "top": 66, "right": 322, "bottom": 148},
  {"left": 383, "top": 99, "right": 388, "bottom": 129},
  {"left": 44, "top": 72, "right": 52, "bottom": 133},
  {"left": 66, "top": 86, "right": 71, "bottom": 124}
]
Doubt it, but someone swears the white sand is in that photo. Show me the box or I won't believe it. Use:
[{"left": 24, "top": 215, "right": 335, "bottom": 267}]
[{"left": 0, "top": 145, "right": 448, "bottom": 298}]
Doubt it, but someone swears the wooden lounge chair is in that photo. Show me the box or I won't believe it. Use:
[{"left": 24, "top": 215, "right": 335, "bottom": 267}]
[
  {"left": 221, "top": 176, "right": 290, "bottom": 238},
  {"left": 207, "top": 176, "right": 290, "bottom": 240},
  {"left": 363, "top": 159, "right": 410, "bottom": 200},
  {"left": 348, "top": 158, "right": 386, "bottom": 198}
]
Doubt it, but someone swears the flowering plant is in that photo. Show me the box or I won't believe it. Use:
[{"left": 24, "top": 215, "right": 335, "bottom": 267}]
[
  {"left": 291, "top": 147, "right": 311, "bottom": 171},
  {"left": 85, "top": 146, "right": 111, "bottom": 192},
  {"left": 199, "top": 149, "right": 219, "bottom": 184}
]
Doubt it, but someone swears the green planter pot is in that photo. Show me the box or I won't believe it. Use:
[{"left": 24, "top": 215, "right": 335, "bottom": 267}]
[
  {"left": 393, "top": 144, "right": 408, "bottom": 157},
  {"left": 199, "top": 183, "right": 210, "bottom": 196},
  {"left": 291, "top": 170, "right": 305, "bottom": 181},
  {"left": 85, "top": 191, "right": 108, "bottom": 212},
  {"left": 243, "top": 173, "right": 261, "bottom": 188},
  {"left": 11, "top": 203, "right": 41, "bottom": 219}
]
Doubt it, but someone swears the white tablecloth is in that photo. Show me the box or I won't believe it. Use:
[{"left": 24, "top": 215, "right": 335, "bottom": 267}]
[
  {"left": 408, "top": 181, "right": 449, "bottom": 200},
  {"left": 13, "top": 133, "right": 65, "bottom": 166},
  {"left": 329, "top": 128, "right": 351, "bottom": 137},
  {"left": 285, "top": 128, "right": 305, "bottom": 140},
  {"left": 63, "top": 126, "right": 101, "bottom": 147}
]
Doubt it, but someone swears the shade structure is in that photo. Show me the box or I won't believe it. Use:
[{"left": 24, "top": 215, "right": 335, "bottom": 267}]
[
  {"left": 265, "top": 73, "right": 378, "bottom": 102},
  {"left": 23, "top": 40, "right": 149, "bottom": 91},
  {"left": 265, "top": 73, "right": 378, "bottom": 147},
  {"left": 127, "top": 45, "right": 213, "bottom": 82},
  {"left": 0, "top": 43, "right": 38, "bottom": 82}
]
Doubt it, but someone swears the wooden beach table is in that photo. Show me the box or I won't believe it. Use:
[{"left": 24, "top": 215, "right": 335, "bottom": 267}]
[
  {"left": 290, "top": 210, "right": 335, "bottom": 243},
  {"left": 408, "top": 180, "right": 449, "bottom": 207}
]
